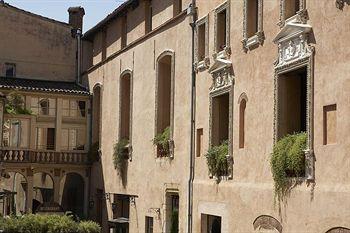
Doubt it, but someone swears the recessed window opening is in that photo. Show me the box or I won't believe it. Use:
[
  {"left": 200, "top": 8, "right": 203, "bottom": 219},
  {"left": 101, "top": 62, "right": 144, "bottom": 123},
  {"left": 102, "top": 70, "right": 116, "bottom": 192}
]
[
  {"left": 212, "top": 93, "right": 229, "bottom": 146},
  {"left": 145, "top": 216, "right": 154, "bottom": 233},
  {"left": 278, "top": 66, "right": 307, "bottom": 139},
  {"left": 93, "top": 86, "right": 101, "bottom": 143},
  {"left": 173, "top": 0, "right": 182, "bottom": 17},
  {"left": 198, "top": 23, "right": 206, "bottom": 61},
  {"left": 61, "top": 128, "right": 86, "bottom": 151},
  {"left": 247, "top": 0, "right": 258, "bottom": 38},
  {"left": 101, "top": 29, "right": 107, "bottom": 61},
  {"left": 35, "top": 128, "right": 55, "bottom": 150},
  {"left": 121, "top": 14, "right": 127, "bottom": 48},
  {"left": 239, "top": 99, "right": 246, "bottom": 149},
  {"left": 120, "top": 73, "right": 131, "bottom": 141},
  {"left": 285, "top": 0, "right": 300, "bottom": 19},
  {"left": 31, "top": 97, "right": 56, "bottom": 116},
  {"left": 112, "top": 194, "right": 130, "bottom": 233},
  {"left": 5, "top": 63, "right": 16, "bottom": 77},
  {"left": 201, "top": 214, "right": 221, "bottom": 233},
  {"left": 2, "top": 119, "right": 30, "bottom": 148},
  {"left": 323, "top": 104, "right": 337, "bottom": 145},
  {"left": 165, "top": 192, "right": 179, "bottom": 233},
  {"left": 196, "top": 128, "right": 203, "bottom": 157},
  {"left": 216, "top": 9, "right": 227, "bottom": 51},
  {"left": 145, "top": 0, "right": 153, "bottom": 33}
]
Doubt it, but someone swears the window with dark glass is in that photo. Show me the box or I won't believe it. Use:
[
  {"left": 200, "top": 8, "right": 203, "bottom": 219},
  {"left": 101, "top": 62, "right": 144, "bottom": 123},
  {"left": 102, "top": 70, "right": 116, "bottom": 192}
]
[
  {"left": 145, "top": 216, "right": 154, "bottom": 233},
  {"left": 247, "top": 0, "right": 259, "bottom": 38},
  {"left": 285, "top": 0, "right": 300, "bottom": 19},
  {"left": 5, "top": 63, "right": 16, "bottom": 77},
  {"left": 35, "top": 128, "right": 55, "bottom": 150},
  {"left": 216, "top": 9, "right": 227, "bottom": 51},
  {"left": 62, "top": 99, "right": 86, "bottom": 117}
]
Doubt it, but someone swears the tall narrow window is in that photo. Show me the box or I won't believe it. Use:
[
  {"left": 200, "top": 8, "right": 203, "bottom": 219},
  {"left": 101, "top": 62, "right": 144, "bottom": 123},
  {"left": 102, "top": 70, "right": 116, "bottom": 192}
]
[
  {"left": 145, "top": 0, "right": 153, "bottom": 33},
  {"left": 196, "top": 128, "right": 203, "bottom": 157},
  {"left": 121, "top": 14, "right": 127, "bottom": 49},
  {"left": 5, "top": 63, "right": 16, "bottom": 77},
  {"left": 201, "top": 214, "right": 222, "bottom": 233},
  {"left": 216, "top": 9, "right": 227, "bottom": 52},
  {"left": 197, "top": 22, "right": 206, "bottom": 62},
  {"left": 165, "top": 192, "right": 179, "bottom": 233},
  {"left": 120, "top": 72, "right": 132, "bottom": 141},
  {"left": 212, "top": 93, "right": 229, "bottom": 146},
  {"left": 101, "top": 28, "right": 107, "bottom": 61},
  {"left": 285, "top": 0, "right": 300, "bottom": 19},
  {"left": 156, "top": 53, "right": 174, "bottom": 157},
  {"left": 112, "top": 194, "right": 130, "bottom": 233},
  {"left": 239, "top": 99, "right": 246, "bottom": 149},
  {"left": 35, "top": 128, "right": 55, "bottom": 150},
  {"left": 92, "top": 85, "right": 101, "bottom": 143},
  {"left": 2, "top": 119, "right": 29, "bottom": 148},
  {"left": 277, "top": 67, "right": 307, "bottom": 139},
  {"left": 323, "top": 104, "right": 337, "bottom": 145},
  {"left": 247, "top": 0, "right": 258, "bottom": 38},
  {"left": 173, "top": 0, "right": 182, "bottom": 17},
  {"left": 145, "top": 216, "right": 154, "bottom": 233}
]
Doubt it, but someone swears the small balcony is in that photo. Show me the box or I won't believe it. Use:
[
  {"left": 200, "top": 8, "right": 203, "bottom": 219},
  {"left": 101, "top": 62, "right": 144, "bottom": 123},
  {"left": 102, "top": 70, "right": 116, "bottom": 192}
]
[{"left": 0, "top": 148, "right": 89, "bottom": 165}]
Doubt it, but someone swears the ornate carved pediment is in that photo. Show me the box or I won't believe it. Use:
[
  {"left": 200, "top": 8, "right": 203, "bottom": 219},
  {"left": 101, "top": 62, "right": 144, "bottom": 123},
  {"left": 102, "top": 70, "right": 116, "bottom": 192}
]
[
  {"left": 274, "top": 22, "right": 313, "bottom": 68},
  {"left": 208, "top": 58, "right": 233, "bottom": 93}
]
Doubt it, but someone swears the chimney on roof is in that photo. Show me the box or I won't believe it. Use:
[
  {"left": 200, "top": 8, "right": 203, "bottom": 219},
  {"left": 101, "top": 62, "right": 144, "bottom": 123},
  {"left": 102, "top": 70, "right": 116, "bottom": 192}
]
[{"left": 68, "top": 6, "right": 85, "bottom": 31}]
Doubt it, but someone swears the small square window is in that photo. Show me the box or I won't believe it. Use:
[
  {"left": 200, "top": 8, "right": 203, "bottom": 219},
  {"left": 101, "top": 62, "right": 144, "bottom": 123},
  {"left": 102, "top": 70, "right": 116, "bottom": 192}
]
[{"left": 5, "top": 63, "right": 16, "bottom": 77}]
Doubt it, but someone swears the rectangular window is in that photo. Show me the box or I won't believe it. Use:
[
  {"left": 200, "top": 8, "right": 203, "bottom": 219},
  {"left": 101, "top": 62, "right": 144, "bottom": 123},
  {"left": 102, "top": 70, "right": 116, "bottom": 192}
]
[
  {"left": 323, "top": 104, "right": 337, "bottom": 145},
  {"left": 35, "top": 128, "right": 55, "bottom": 150},
  {"left": 2, "top": 119, "right": 30, "bottom": 148},
  {"left": 216, "top": 8, "right": 227, "bottom": 52},
  {"left": 101, "top": 29, "right": 107, "bottom": 61},
  {"left": 277, "top": 67, "right": 307, "bottom": 139},
  {"left": 212, "top": 93, "right": 229, "bottom": 146},
  {"left": 61, "top": 128, "right": 86, "bottom": 151},
  {"left": 165, "top": 192, "right": 179, "bottom": 233},
  {"left": 145, "top": 216, "right": 154, "bottom": 233},
  {"left": 145, "top": 0, "right": 153, "bottom": 34},
  {"left": 196, "top": 128, "right": 203, "bottom": 157},
  {"left": 201, "top": 214, "right": 222, "bottom": 233},
  {"left": 30, "top": 97, "right": 56, "bottom": 116},
  {"left": 285, "top": 0, "right": 300, "bottom": 19},
  {"left": 62, "top": 99, "right": 86, "bottom": 118},
  {"left": 112, "top": 194, "right": 130, "bottom": 233},
  {"left": 173, "top": 0, "right": 182, "bottom": 17},
  {"left": 197, "top": 22, "right": 206, "bottom": 61},
  {"left": 5, "top": 63, "right": 16, "bottom": 77},
  {"left": 247, "top": 0, "right": 258, "bottom": 38},
  {"left": 121, "top": 15, "right": 127, "bottom": 49}
]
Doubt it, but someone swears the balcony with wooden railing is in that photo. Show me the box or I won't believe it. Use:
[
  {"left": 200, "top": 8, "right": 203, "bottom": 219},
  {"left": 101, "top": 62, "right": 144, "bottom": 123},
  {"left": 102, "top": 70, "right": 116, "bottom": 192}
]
[{"left": 0, "top": 148, "right": 89, "bottom": 165}]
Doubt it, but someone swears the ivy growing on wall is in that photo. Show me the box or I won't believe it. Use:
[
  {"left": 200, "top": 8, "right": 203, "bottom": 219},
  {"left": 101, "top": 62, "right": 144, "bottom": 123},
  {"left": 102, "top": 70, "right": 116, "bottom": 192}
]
[
  {"left": 5, "top": 92, "right": 32, "bottom": 115},
  {"left": 113, "top": 138, "right": 129, "bottom": 172},
  {"left": 270, "top": 132, "right": 307, "bottom": 201}
]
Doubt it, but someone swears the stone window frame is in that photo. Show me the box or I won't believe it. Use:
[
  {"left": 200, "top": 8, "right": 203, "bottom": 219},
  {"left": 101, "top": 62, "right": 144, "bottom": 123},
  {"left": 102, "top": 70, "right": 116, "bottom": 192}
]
[
  {"left": 92, "top": 83, "right": 103, "bottom": 145},
  {"left": 208, "top": 74, "right": 234, "bottom": 179},
  {"left": 278, "top": 0, "right": 308, "bottom": 27},
  {"left": 242, "top": 0, "right": 265, "bottom": 52},
  {"left": 238, "top": 93, "right": 248, "bottom": 149},
  {"left": 119, "top": 69, "right": 133, "bottom": 160},
  {"left": 273, "top": 47, "right": 315, "bottom": 181},
  {"left": 154, "top": 50, "right": 175, "bottom": 159},
  {"left": 253, "top": 215, "right": 282, "bottom": 233},
  {"left": 214, "top": 1, "right": 231, "bottom": 57},
  {"left": 194, "top": 14, "right": 210, "bottom": 72}
]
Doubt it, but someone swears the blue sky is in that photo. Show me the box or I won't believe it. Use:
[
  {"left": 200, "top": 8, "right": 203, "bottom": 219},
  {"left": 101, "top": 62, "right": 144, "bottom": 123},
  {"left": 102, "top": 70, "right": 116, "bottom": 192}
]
[{"left": 5, "top": 0, "right": 127, "bottom": 32}]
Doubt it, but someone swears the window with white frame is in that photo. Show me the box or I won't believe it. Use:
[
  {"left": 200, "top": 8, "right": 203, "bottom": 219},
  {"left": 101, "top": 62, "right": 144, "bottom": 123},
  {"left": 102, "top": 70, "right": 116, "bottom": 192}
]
[
  {"left": 242, "top": 0, "right": 264, "bottom": 51},
  {"left": 62, "top": 99, "right": 86, "bottom": 118},
  {"left": 215, "top": 2, "right": 230, "bottom": 53},
  {"left": 278, "top": 0, "right": 307, "bottom": 27},
  {"left": 30, "top": 97, "right": 56, "bottom": 116},
  {"left": 196, "top": 16, "right": 208, "bottom": 63},
  {"left": 61, "top": 128, "right": 86, "bottom": 151}
]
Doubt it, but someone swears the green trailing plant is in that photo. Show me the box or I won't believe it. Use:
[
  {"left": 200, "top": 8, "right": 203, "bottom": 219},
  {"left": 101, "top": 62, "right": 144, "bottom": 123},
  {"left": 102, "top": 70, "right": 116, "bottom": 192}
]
[
  {"left": 5, "top": 92, "right": 32, "bottom": 115},
  {"left": 0, "top": 214, "right": 101, "bottom": 233},
  {"left": 270, "top": 132, "right": 307, "bottom": 201},
  {"left": 153, "top": 126, "right": 170, "bottom": 156},
  {"left": 113, "top": 138, "right": 129, "bottom": 171},
  {"left": 88, "top": 142, "right": 100, "bottom": 163},
  {"left": 205, "top": 140, "right": 229, "bottom": 179}
]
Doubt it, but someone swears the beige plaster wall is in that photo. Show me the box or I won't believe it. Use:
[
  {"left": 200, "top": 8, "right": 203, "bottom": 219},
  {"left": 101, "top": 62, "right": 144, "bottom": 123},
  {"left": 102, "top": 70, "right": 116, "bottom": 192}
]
[{"left": 0, "top": 4, "right": 76, "bottom": 81}]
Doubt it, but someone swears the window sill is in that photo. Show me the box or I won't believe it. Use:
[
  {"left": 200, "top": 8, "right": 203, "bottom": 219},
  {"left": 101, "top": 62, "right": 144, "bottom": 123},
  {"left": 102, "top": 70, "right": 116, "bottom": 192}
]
[
  {"left": 195, "top": 57, "right": 210, "bottom": 72},
  {"left": 278, "top": 9, "right": 309, "bottom": 27},
  {"left": 213, "top": 46, "right": 231, "bottom": 60},
  {"left": 242, "top": 31, "right": 265, "bottom": 52}
]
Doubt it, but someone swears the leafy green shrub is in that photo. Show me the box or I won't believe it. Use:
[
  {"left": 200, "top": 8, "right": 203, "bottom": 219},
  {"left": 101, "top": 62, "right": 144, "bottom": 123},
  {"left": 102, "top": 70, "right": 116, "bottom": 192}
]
[
  {"left": 153, "top": 126, "right": 170, "bottom": 156},
  {"left": 270, "top": 132, "right": 307, "bottom": 200},
  {"left": 5, "top": 92, "right": 32, "bottom": 115},
  {"left": 205, "top": 140, "right": 229, "bottom": 179},
  {"left": 113, "top": 138, "right": 129, "bottom": 171},
  {"left": 0, "top": 215, "right": 101, "bottom": 233},
  {"left": 77, "top": 221, "right": 101, "bottom": 233},
  {"left": 88, "top": 142, "right": 100, "bottom": 163}
]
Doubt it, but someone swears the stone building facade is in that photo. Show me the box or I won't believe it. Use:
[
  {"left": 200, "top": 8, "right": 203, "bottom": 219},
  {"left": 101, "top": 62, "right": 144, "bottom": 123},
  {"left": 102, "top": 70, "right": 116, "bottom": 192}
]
[
  {"left": 0, "top": 1, "right": 90, "bottom": 218},
  {"left": 83, "top": 0, "right": 350, "bottom": 233}
]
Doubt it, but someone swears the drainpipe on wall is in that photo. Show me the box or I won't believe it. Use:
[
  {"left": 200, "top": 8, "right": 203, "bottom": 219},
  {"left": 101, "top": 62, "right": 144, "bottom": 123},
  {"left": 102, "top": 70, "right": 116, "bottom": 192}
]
[{"left": 188, "top": 1, "right": 197, "bottom": 233}]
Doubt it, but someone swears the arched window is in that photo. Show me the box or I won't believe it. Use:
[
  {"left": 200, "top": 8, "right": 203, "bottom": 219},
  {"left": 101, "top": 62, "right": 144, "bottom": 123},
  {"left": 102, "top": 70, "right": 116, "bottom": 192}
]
[
  {"left": 92, "top": 84, "right": 102, "bottom": 144},
  {"left": 253, "top": 215, "right": 282, "bottom": 233},
  {"left": 238, "top": 93, "right": 248, "bottom": 149},
  {"left": 119, "top": 71, "right": 132, "bottom": 141},
  {"left": 155, "top": 51, "right": 175, "bottom": 157},
  {"left": 326, "top": 227, "right": 350, "bottom": 233}
]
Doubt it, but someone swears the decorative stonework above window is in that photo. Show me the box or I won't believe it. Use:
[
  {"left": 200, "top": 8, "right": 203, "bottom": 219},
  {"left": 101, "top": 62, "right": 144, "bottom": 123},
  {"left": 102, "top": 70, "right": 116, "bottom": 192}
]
[
  {"left": 242, "top": 0, "right": 265, "bottom": 52},
  {"left": 195, "top": 15, "right": 210, "bottom": 72},
  {"left": 214, "top": 1, "right": 230, "bottom": 55},
  {"left": 208, "top": 58, "right": 233, "bottom": 93},
  {"left": 278, "top": 0, "right": 308, "bottom": 28},
  {"left": 336, "top": 0, "right": 350, "bottom": 10}
]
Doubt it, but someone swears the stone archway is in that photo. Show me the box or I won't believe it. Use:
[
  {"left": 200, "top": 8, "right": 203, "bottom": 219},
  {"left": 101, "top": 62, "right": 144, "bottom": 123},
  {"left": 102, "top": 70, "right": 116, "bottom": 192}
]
[
  {"left": 32, "top": 172, "right": 54, "bottom": 213},
  {"left": 326, "top": 227, "right": 350, "bottom": 233},
  {"left": 60, "top": 172, "right": 85, "bottom": 218},
  {"left": 253, "top": 215, "right": 282, "bottom": 233}
]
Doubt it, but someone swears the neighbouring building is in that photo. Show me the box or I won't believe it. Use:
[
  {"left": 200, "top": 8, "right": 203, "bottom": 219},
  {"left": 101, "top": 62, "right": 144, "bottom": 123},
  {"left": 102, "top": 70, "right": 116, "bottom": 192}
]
[
  {"left": 82, "top": 0, "right": 350, "bottom": 233},
  {"left": 0, "top": 1, "right": 90, "bottom": 218}
]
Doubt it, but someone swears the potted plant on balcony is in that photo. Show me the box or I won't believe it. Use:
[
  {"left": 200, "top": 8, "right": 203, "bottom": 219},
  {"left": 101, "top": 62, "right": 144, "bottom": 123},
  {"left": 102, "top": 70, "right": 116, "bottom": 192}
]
[
  {"left": 270, "top": 132, "right": 307, "bottom": 201},
  {"left": 153, "top": 126, "right": 171, "bottom": 157},
  {"left": 113, "top": 138, "right": 130, "bottom": 173},
  {"left": 5, "top": 92, "right": 32, "bottom": 115},
  {"left": 205, "top": 140, "right": 229, "bottom": 181}
]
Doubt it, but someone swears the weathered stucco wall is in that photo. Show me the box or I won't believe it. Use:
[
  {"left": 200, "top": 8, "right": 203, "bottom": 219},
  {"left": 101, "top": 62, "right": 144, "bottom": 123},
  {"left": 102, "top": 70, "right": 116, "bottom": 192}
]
[{"left": 0, "top": 3, "right": 76, "bottom": 81}]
